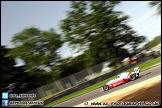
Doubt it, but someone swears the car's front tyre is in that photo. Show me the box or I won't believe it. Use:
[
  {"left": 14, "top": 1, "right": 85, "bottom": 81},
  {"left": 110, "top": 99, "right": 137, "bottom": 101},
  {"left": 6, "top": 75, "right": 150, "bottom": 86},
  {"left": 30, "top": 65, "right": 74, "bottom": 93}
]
[{"left": 103, "top": 85, "right": 109, "bottom": 91}]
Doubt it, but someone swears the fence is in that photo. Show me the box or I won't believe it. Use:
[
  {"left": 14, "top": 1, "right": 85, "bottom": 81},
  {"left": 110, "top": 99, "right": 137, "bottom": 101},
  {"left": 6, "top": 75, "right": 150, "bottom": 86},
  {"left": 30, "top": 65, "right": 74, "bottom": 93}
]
[{"left": 19, "top": 62, "right": 112, "bottom": 101}]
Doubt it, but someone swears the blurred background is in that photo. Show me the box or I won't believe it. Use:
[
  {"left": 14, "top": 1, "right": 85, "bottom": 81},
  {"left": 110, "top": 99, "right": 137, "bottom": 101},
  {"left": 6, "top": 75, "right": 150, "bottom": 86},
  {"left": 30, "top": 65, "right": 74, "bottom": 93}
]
[{"left": 1, "top": 1, "right": 161, "bottom": 101}]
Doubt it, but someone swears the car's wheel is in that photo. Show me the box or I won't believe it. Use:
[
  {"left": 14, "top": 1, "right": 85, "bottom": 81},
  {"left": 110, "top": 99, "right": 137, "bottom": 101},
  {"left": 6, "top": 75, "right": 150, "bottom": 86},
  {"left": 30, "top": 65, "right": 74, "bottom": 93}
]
[
  {"left": 129, "top": 74, "right": 136, "bottom": 81},
  {"left": 103, "top": 85, "right": 109, "bottom": 91}
]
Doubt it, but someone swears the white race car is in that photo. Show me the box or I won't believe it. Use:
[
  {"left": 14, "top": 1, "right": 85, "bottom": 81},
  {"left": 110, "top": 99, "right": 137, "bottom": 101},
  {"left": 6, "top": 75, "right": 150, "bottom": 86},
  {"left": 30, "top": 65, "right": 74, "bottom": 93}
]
[{"left": 102, "top": 67, "right": 140, "bottom": 91}]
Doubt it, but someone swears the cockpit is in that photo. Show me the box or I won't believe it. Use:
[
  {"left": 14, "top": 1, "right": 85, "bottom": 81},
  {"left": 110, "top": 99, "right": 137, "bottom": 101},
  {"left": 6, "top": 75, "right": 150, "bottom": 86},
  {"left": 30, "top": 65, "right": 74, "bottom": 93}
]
[{"left": 117, "top": 74, "right": 120, "bottom": 78}]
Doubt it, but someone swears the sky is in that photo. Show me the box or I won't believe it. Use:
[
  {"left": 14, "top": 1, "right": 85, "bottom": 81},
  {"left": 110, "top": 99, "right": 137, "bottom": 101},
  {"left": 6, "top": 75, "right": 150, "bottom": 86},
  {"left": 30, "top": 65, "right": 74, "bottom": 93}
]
[{"left": 1, "top": 1, "right": 161, "bottom": 65}]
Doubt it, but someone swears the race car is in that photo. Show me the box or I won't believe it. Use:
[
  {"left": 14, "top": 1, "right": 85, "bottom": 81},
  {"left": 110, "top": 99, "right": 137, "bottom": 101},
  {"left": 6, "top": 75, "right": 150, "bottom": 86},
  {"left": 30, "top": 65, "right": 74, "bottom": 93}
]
[{"left": 102, "top": 67, "right": 140, "bottom": 91}]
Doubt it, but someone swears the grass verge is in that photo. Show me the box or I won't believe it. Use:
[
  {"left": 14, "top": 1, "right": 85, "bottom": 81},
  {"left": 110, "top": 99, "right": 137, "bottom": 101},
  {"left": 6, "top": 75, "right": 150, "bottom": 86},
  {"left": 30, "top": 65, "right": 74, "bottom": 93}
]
[{"left": 44, "top": 56, "right": 161, "bottom": 107}]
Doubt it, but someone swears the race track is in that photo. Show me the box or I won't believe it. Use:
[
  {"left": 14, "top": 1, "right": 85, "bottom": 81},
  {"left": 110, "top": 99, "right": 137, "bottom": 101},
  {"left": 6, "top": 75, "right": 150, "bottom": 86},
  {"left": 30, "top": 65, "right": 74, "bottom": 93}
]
[{"left": 53, "top": 65, "right": 161, "bottom": 107}]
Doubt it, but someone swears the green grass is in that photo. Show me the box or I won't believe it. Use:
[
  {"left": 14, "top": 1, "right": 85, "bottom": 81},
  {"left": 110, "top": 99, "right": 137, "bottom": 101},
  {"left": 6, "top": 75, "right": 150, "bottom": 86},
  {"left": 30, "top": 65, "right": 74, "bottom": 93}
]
[{"left": 44, "top": 56, "right": 161, "bottom": 107}]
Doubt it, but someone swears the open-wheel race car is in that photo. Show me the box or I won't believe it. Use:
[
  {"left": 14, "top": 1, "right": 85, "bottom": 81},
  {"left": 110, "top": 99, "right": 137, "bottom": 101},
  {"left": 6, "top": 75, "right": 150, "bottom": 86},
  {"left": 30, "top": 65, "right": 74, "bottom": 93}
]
[{"left": 102, "top": 67, "right": 140, "bottom": 91}]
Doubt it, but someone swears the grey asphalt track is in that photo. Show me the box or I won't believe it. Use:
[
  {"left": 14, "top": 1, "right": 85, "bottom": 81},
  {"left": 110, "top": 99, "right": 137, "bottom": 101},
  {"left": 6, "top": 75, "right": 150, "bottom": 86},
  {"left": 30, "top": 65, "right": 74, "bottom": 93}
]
[{"left": 53, "top": 65, "right": 161, "bottom": 107}]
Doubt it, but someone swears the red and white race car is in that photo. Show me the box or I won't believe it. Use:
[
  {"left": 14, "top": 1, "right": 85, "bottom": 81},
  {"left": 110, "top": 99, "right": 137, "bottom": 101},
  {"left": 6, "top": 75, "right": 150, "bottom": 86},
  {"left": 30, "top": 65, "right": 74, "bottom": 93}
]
[{"left": 102, "top": 67, "right": 140, "bottom": 91}]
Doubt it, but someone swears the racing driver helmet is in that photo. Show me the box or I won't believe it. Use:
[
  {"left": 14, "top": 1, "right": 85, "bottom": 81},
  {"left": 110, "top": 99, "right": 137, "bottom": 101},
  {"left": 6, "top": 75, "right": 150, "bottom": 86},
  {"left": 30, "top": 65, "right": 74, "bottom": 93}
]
[{"left": 118, "top": 74, "right": 120, "bottom": 78}]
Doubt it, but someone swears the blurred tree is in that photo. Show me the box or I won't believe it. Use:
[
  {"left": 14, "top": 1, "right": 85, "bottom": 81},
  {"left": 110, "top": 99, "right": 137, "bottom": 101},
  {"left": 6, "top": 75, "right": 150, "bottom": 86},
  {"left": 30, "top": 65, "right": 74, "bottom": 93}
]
[
  {"left": 60, "top": 1, "right": 146, "bottom": 68},
  {"left": 149, "top": 1, "right": 161, "bottom": 15},
  {"left": 1, "top": 45, "right": 16, "bottom": 92},
  {"left": 57, "top": 55, "right": 86, "bottom": 78},
  {"left": 141, "top": 35, "right": 161, "bottom": 50},
  {"left": 1, "top": 46, "right": 29, "bottom": 93},
  {"left": 10, "top": 27, "right": 63, "bottom": 80}
]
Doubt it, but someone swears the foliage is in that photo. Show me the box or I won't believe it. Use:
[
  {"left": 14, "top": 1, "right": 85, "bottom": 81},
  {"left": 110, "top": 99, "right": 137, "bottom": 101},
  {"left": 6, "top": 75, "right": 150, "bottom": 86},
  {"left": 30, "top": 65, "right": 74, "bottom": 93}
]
[
  {"left": 149, "top": 1, "right": 161, "bottom": 15},
  {"left": 1, "top": 45, "right": 16, "bottom": 92},
  {"left": 10, "top": 27, "right": 63, "bottom": 79},
  {"left": 1, "top": 45, "right": 56, "bottom": 93},
  {"left": 57, "top": 56, "right": 85, "bottom": 78},
  {"left": 1, "top": 46, "right": 29, "bottom": 93},
  {"left": 60, "top": 1, "right": 146, "bottom": 68}
]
